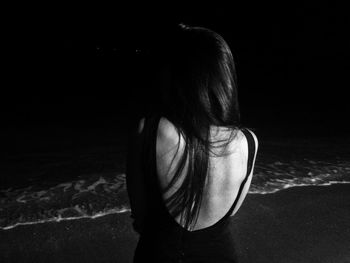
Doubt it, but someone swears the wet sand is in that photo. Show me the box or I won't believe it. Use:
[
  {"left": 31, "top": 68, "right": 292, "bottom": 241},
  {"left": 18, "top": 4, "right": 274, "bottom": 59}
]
[
  {"left": 231, "top": 184, "right": 350, "bottom": 263},
  {"left": 1, "top": 184, "right": 349, "bottom": 263}
]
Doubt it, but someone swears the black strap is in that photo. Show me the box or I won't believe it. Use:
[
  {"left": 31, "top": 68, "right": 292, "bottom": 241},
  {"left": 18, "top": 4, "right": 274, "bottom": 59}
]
[{"left": 223, "top": 128, "right": 256, "bottom": 218}]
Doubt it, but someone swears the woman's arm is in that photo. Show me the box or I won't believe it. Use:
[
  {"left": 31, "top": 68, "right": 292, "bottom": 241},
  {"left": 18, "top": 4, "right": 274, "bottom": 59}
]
[{"left": 126, "top": 118, "right": 146, "bottom": 234}]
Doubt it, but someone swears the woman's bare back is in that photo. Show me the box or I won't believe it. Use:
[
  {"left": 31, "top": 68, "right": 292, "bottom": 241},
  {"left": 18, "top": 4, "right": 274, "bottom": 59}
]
[{"left": 155, "top": 117, "right": 258, "bottom": 231}]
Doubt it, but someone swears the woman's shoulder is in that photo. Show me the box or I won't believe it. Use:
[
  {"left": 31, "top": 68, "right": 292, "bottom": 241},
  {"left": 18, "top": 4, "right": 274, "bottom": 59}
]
[
  {"left": 157, "top": 117, "right": 183, "bottom": 155},
  {"left": 158, "top": 117, "right": 179, "bottom": 138},
  {"left": 135, "top": 116, "right": 181, "bottom": 148},
  {"left": 137, "top": 116, "right": 177, "bottom": 134}
]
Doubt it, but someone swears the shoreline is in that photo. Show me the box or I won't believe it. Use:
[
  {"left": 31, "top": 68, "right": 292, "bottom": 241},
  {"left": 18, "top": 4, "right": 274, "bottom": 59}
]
[
  {"left": 1, "top": 184, "right": 350, "bottom": 263},
  {"left": 2, "top": 182, "right": 350, "bottom": 230},
  {"left": 2, "top": 182, "right": 350, "bottom": 231}
]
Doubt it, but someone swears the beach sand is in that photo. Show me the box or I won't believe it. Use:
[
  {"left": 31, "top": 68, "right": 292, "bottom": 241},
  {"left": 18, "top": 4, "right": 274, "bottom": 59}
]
[{"left": 1, "top": 184, "right": 349, "bottom": 263}]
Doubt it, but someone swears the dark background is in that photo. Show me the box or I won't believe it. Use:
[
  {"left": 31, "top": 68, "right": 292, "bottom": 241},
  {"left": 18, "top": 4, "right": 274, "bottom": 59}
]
[{"left": 1, "top": 2, "right": 349, "bottom": 155}]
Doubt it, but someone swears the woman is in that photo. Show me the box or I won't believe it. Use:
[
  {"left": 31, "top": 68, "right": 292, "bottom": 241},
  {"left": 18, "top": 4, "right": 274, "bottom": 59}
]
[{"left": 126, "top": 24, "right": 258, "bottom": 263}]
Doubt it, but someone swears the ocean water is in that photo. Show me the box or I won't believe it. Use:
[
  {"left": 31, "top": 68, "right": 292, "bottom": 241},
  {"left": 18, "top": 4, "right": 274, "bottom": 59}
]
[{"left": 1, "top": 135, "right": 349, "bottom": 230}]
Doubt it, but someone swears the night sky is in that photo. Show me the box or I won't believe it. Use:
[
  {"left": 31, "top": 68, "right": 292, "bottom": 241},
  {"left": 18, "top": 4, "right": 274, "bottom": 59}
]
[{"left": 2, "top": 3, "right": 349, "bottom": 145}]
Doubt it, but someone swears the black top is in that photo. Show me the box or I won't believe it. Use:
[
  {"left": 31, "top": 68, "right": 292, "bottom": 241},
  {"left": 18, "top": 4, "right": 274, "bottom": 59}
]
[{"left": 133, "top": 115, "right": 256, "bottom": 263}]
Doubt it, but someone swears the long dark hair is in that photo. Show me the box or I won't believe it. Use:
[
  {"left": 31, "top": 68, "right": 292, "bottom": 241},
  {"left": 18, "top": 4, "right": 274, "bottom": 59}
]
[{"left": 154, "top": 24, "right": 241, "bottom": 230}]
